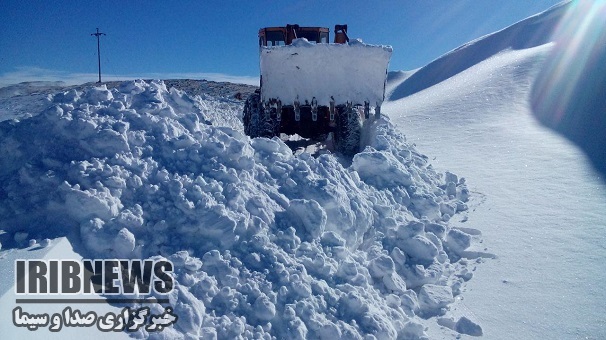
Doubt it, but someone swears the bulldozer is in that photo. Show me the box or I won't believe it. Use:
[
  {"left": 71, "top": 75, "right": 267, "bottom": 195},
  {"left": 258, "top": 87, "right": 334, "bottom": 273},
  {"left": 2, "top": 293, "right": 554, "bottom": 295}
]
[{"left": 243, "top": 24, "right": 392, "bottom": 155}]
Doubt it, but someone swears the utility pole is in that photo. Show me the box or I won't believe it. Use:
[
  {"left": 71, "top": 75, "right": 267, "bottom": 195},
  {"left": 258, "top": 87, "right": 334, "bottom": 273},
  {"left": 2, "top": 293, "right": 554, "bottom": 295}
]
[{"left": 91, "top": 28, "right": 106, "bottom": 83}]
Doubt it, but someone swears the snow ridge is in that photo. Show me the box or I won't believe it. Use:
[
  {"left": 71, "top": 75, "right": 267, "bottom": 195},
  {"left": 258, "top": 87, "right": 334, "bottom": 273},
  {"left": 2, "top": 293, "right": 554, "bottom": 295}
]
[
  {"left": 0, "top": 80, "right": 479, "bottom": 339},
  {"left": 389, "top": 1, "right": 569, "bottom": 100}
]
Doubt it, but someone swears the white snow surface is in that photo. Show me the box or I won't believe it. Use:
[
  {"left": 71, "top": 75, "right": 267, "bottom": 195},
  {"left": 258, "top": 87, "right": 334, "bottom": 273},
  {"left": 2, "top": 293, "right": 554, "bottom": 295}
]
[
  {"left": 260, "top": 38, "right": 392, "bottom": 106},
  {"left": 384, "top": 2, "right": 606, "bottom": 339},
  {"left": 0, "top": 78, "right": 476, "bottom": 339},
  {"left": 388, "top": 45, "right": 606, "bottom": 338},
  {"left": 0, "top": 237, "right": 129, "bottom": 339}
]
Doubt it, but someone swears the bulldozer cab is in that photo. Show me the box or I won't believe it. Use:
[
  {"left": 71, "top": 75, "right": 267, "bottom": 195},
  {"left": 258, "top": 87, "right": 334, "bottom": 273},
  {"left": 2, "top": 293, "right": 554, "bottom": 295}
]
[
  {"left": 259, "top": 25, "right": 348, "bottom": 47},
  {"left": 334, "top": 24, "right": 349, "bottom": 44}
]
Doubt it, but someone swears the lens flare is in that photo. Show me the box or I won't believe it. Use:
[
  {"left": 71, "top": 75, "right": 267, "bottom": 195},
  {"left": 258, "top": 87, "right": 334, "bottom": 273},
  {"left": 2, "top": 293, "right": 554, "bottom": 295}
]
[{"left": 531, "top": 0, "right": 606, "bottom": 174}]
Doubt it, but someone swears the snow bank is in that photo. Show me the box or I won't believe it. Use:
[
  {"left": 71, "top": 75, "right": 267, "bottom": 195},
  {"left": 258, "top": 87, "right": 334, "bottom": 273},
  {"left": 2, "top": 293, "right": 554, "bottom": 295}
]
[
  {"left": 0, "top": 80, "right": 477, "bottom": 339},
  {"left": 260, "top": 39, "right": 392, "bottom": 106}
]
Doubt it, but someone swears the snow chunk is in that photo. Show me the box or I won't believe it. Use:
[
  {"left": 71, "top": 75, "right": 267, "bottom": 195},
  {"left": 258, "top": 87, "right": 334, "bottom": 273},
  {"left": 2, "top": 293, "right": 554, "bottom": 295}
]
[
  {"left": 253, "top": 295, "right": 276, "bottom": 322},
  {"left": 446, "top": 228, "right": 472, "bottom": 255},
  {"left": 63, "top": 185, "right": 122, "bottom": 221},
  {"left": 320, "top": 231, "right": 346, "bottom": 247},
  {"left": 112, "top": 228, "right": 136, "bottom": 258},
  {"left": 352, "top": 150, "right": 413, "bottom": 189},
  {"left": 455, "top": 316, "right": 483, "bottom": 336},
  {"left": 417, "top": 284, "right": 454, "bottom": 317},
  {"left": 84, "top": 85, "right": 113, "bottom": 105},
  {"left": 368, "top": 254, "right": 395, "bottom": 278},
  {"left": 277, "top": 199, "right": 327, "bottom": 241}
]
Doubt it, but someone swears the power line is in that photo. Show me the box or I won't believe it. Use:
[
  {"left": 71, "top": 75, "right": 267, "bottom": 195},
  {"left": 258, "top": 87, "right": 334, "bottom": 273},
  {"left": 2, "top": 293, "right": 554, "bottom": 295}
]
[{"left": 91, "top": 28, "right": 106, "bottom": 83}]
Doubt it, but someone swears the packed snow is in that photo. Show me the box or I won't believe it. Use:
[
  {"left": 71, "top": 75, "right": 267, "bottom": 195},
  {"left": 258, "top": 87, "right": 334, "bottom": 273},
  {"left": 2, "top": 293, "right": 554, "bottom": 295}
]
[
  {"left": 260, "top": 38, "right": 392, "bottom": 106},
  {"left": 0, "top": 78, "right": 482, "bottom": 339}
]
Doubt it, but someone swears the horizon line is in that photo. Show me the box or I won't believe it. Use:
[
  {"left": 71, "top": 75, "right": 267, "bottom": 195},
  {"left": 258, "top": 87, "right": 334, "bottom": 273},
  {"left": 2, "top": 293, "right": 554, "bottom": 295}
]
[{"left": 0, "top": 66, "right": 260, "bottom": 88}]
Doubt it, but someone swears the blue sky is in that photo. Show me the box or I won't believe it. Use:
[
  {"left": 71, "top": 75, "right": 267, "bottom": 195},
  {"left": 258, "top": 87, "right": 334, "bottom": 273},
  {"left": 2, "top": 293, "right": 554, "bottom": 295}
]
[{"left": 0, "top": 0, "right": 563, "bottom": 86}]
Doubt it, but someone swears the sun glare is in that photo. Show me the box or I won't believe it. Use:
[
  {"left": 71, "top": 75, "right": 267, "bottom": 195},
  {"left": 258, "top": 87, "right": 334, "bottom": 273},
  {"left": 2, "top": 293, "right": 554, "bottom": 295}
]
[
  {"left": 532, "top": 1, "right": 606, "bottom": 124},
  {"left": 531, "top": 0, "right": 606, "bottom": 173}
]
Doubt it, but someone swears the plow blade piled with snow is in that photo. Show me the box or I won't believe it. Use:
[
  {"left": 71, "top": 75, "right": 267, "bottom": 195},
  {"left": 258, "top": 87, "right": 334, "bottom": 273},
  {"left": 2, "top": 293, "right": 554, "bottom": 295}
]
[
  {"left": 243, "top": 25, "right": 392, "bottom": 155},
  {"left": 260, "top": 38, "right": 392, "bottom": 108}
]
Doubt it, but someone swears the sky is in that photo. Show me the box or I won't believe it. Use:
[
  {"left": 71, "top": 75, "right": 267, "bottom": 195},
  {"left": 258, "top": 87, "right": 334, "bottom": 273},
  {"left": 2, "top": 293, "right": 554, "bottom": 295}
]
[{"left": 0, "top": 0, "right": 564, "bottom": 87}]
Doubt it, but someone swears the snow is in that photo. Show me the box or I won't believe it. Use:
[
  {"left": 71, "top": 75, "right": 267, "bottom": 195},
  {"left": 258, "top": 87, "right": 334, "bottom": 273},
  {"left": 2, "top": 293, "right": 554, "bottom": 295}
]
[
  {"left": 0, "top": 237, "right": 128, "bottom": 339},
  {"left": 417, "top": 284, "right": 454, "bottom": 317},
  {"left": 260, "top": 38, "right": 392, "bottom": 107},
  {"left": 384, "top": 1, "right": 606, "bottom": 338},
  {"left": 387, "top": 1, "right": 568, "bottom": 101},
  {"left": 1, "top": 1, "right": 605, "bottom": 339}
]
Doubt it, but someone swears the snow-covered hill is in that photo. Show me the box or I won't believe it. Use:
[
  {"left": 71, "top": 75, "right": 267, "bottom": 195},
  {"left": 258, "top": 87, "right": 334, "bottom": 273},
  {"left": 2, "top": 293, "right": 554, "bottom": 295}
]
[
  {"left": 387, "top": 1, "right": 568, "bottom": 101},
  {"left": 385, "top": 1, "right": 606, "bottom": 339}
]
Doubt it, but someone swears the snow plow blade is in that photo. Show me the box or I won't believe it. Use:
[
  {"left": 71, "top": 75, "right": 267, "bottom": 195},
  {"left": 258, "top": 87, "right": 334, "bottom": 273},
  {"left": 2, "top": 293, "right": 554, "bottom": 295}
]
[{"left": 260, "top": 38, "right": 392, "bottom": 107}]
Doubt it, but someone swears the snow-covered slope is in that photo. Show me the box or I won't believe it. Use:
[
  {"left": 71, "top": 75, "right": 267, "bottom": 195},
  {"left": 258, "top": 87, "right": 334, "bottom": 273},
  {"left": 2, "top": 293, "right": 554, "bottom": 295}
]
[
  {"left": 388, "top": 1, "right": 568, "bottom": 101},
  {"left": 385, "top": 1, "right": 606, "bottom": 339}
]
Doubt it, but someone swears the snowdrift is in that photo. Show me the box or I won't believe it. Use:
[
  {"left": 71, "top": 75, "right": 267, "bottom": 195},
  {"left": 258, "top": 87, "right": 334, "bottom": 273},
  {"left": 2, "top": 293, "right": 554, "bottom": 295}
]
[
  {"left": 260, "top": 38, "right": 392, "bottom": 106},
  {"left": 0, "top": 79, "right": 479, "bottom": 339}
]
